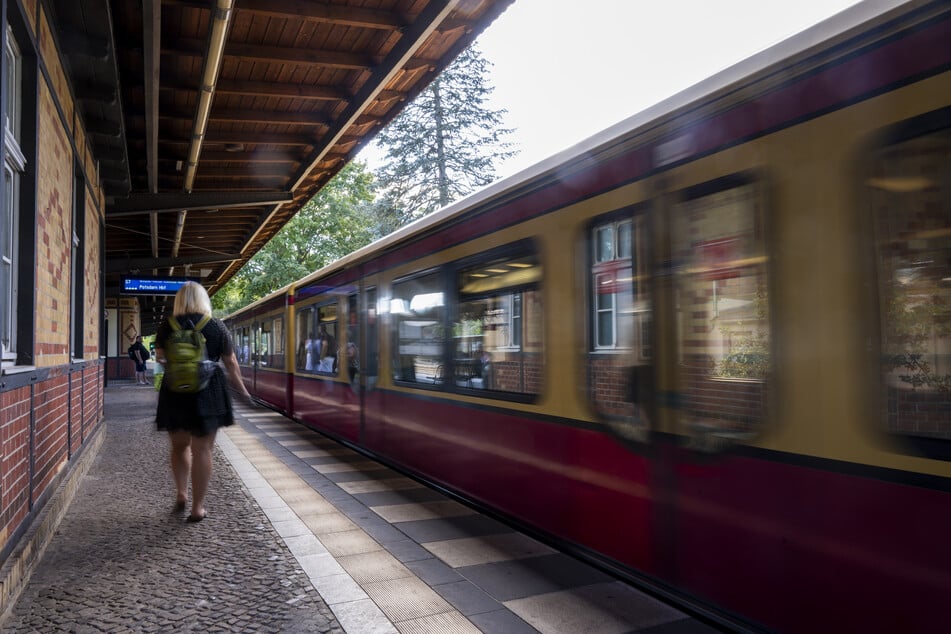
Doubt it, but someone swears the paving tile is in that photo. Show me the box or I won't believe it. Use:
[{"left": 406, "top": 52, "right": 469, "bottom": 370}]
[
  {"left": 405, "top": 557, "right": 463, "bottom": 586},
  {"left": 352, "top": 487, "right": 447, "bottom": 507},
  {"left": 320, "top": 529, "right": 384, "bottom": 557},
  {"left": 322, "top": 469, "right": 402, "bottom": 483},
  {"left": 311, "top": 572, "right": 369, "bottom": 605},
  {"left": 422, "top": 533, "right": 557, "bottom": 568},
  {"left": 330, "top": 598, "right": 398, "bottom": 634},
  {"left": 338, "top": 477, "right": 423, "bottom": 495},
  {"left": 431, "top": 580, "right": 502, "bottom": 617},
  {"left": 504, "top": 582, "right": 685, "bottom": 634},
  {"left": 301, "top": 511, "right": 358, "bottom": 535},
  {"left": 338, "top": 551, "right": 413, "bottom": 584},
  {"left": 467, "top": 608, "right": 539, "bottom": 634},
  {"left": 372, "top": 500, "right": 475, "bottom": 523},
  {"left": 384, "top": 539, "right": 433, "bottom": 564},
  {"left": 393, "top": 610, "right": 481, "bottom": 633},
  {"left": 457, "top": 554, "right": 613, "bottom": 602},
  {"left": 396, "top": 514, "right": 512, "bottom": 543},
  {"left": 314, "top": 460, "right": 385, "bottom": 474},
  {"left": 363, "top": 577, "right": 454, "bottom": 623}
]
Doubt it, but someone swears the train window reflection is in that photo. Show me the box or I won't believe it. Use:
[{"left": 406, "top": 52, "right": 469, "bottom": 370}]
[
  {"left": 672, "top": 182, "right": 769, "bottom": 440},
  {"left": 316, "top": 304, "right": 338, "bottom": 374},
  {"left": 871, "top": 128, "right": 951, "bottom": 442},
  {"left": 454, "top": 250, "right": 543, "bottom": 396},
  {"left": 588, "top": 209, "right": 653, "bottom": 436},
  {"left": 393, "top": 273, "right": 445, "bottom": 385},
  {"left": 295, "top": 307, "right": 314, "bottom": 372},
  {"left": 235, "top": 326, "right": 251, "bottom": 365}
]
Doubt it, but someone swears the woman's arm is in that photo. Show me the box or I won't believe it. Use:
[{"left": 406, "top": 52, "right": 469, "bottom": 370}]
[{"left": 221, "top": 350, "right": 254, "bottom": 403}]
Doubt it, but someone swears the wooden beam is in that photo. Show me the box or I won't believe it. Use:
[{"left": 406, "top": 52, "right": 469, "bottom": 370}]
[
  {"left": 164, "top": 39, "right": 374, "bottom": 70},
  {"left": 161, "top": 0, "right": 405, "bottom": 30}
]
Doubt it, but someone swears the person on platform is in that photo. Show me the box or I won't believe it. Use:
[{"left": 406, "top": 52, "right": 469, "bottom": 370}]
[
  {"left": 128, "top": 335, "right": 150, "bottom": 385},
  {"left": 153, "top": 281, "right": 254, "bottom": 523}
]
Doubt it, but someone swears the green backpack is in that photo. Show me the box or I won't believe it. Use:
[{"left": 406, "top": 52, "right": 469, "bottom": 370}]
[{"left": 164, "top": 315, "right": 214, "bottom": 393}]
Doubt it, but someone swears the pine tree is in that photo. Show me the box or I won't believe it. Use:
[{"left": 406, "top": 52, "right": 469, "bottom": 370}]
[{"left": 373, "top": 45, "right": 517, "bottom": 225}]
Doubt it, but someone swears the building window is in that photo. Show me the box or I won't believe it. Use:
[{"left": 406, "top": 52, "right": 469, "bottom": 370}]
[
  {"left": 587, "top": 208, "right": 652, "bottom": 431},
  {"left": 870, "top": 125, "right": 951, "bottom": 444},
  {"left": 71, "top": 166, "right": 85, "bottom": 359},
  {"left": 1, "top": 26, "right": 23, "bottom": 361}
]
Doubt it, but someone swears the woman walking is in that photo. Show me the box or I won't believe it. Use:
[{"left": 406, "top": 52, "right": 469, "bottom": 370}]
[{"left": 154, "top": 281, "right": 254, "bottom": 522}]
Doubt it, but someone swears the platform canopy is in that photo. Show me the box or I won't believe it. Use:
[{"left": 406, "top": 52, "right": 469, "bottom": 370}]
[{"left": 44, "top": 0, "right": 513, "bottom": 330}]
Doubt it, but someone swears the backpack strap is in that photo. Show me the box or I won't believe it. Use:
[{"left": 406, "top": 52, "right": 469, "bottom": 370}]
[{"left": 168, "top": 315, "right": 211, "bottom": 331}]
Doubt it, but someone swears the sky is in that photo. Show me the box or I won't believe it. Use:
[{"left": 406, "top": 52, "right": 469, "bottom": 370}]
[{"left": 359, "top": 0, "right": 864, "bottom": 180}]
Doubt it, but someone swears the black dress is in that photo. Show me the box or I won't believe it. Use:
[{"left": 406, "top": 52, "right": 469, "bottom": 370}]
[{"left": 155, "top": 314, "right": 235, "bottom": 437}]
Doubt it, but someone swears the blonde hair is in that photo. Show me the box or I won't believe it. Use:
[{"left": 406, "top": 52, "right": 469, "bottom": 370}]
[{"left": 173, "top": 281, "right": 212, "bottom": 317}]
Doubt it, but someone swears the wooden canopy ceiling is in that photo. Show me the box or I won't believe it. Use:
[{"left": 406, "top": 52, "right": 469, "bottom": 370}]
[{"left": 45, "top": 0, "right": 513, "bottom": 330}]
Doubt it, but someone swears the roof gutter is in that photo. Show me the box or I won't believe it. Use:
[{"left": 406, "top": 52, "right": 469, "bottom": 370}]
[{"left": 170, "top": 0, "right": 234, "bottom": 271}]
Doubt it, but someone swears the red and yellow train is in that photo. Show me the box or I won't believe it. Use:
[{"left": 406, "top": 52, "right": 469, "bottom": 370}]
[{"left": 225, "top": 2, "right": 951, "bottom": 630}]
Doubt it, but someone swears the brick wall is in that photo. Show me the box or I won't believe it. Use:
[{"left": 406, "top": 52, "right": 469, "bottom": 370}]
[
  {"left": 0, "top": 0, "right": 105, "bottom": 569},
  {"left": 0, "top": 366, "right": 104, "bottom": 560},
  {"left": 0, "top": 387, "right": 31, "bottom": 547},
  {"left": 682, "top": 356, "right": 766, "bottom": 432},
  {"left": 34, "top": 80, "right": 73, "bottom": 369},
  {"left": 888, "top": 387, "right": 951, "bottom": 435}
]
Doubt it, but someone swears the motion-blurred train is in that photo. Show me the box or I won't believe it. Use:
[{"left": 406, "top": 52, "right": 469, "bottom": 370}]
[{"left": 225, "top": 2, "right": 951, "bottom": 630}]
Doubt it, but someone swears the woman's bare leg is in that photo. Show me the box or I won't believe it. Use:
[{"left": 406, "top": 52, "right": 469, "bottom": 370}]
[
  {"left": 169, "top": 431, "right": 191, "bottom": 507},
  {"left": 189, "top": 432, "right": 216, "bottom": 519}
]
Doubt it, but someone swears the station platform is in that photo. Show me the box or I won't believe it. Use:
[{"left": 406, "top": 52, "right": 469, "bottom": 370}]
[{"left": 0, "top": 383, "right": 723, "bottom": 633}]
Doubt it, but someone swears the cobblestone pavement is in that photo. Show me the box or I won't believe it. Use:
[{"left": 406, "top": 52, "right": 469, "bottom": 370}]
[{"left": 1, "top": 384, "right": 345, "bottom": 633}]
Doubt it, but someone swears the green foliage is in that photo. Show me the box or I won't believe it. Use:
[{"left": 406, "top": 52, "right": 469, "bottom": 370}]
[
  {"left": 374, "top": 45, "right": 517, "bottom": 223},
  {"left": 882, "top": 293, "right": 951, "bottom": 392},
  {"left": 213, "top": 162, "right": 379, "bottom": 314}
]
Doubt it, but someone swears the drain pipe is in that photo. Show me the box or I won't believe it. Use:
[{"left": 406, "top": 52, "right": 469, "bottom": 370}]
[{"left": 169, "top": 0, "right": 234, "bottom": 272}]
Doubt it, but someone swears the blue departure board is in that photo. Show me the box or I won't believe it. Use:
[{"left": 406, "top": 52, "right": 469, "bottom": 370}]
[{"left": 120, "top": 277, "right": 199, "bottom": 295}]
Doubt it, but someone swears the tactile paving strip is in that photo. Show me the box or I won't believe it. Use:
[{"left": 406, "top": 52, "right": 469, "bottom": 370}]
[{"left": 363, "top": 577, "right": 454, "bottom": 622}]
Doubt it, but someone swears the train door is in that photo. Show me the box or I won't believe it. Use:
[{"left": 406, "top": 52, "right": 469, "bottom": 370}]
[
  {"left": 360, "top": 277, "right": 382, "bottom": 450},
  {"left": 662, "top": 174, "right": 775, "bottom": 617}
]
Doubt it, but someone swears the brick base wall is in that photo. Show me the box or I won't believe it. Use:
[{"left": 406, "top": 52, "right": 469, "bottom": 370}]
[{"left": 0, "top": 362, "right": 104, "bottom": 564}]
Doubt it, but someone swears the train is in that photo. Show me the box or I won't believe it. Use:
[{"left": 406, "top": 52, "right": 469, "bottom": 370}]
[{"left": 224, "top": 1, "right": 951, "bottom": 631}]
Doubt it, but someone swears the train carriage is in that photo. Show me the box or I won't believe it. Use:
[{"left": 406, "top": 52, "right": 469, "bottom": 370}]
[{"left": 224, "top": 2, "right": 951, "bottom": 630}]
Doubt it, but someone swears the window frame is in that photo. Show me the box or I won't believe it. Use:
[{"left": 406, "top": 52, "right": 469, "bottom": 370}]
[
  {"left": 866, "top": 108, "right": 951, "bottom": 460},
  {"left": 1, "top": 25, "right": 24, "bottom": 362}
]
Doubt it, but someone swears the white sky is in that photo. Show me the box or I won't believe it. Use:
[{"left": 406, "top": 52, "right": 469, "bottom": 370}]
[{"left": 360, "top": 0, "right": 863, "bottom": 179}]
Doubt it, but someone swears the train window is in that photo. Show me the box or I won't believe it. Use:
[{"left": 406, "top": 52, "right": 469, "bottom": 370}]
[
  {"left": 345, "top": 294, "right": 359, "bottom": 387},
  {"left": 671, "top": 180, "right": 769, "bottom": 443},
  {"left": 588, "top": 208, "right": 653, "bottom": 435},
  {"left": 365, "top": 287, "right": 379, "bottom": 391},
  {"left": 453, "top": 248, "right": 543, "bottom": 396},
  {"left": 295, "top": 306, "right": 314, "bottom": 372},
  {"left": 392, "top": 272, "right": 445, "bottom": 385},
  {"left": 269, "top": 316, "right": 285, "bottom": 369},
  {"left": 234, "top": 326, "right": 251, "bottom": 365},
  {"left": 259, "top": 324, "right": 271, "bottom": 367},
  {"left": 870, "top": 127, "right": 951, "bottom": 447},
  {"left": 316, "top": 304, "right": 338, "bottom": 375}
]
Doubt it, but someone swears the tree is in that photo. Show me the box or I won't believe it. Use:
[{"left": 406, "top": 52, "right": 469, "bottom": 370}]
[
  {"left": 373, "top": 45, "right": 517, "bottom": 225},
  {"left": 212, "top": 161, "right": 378, "bottom": 314}
]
